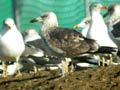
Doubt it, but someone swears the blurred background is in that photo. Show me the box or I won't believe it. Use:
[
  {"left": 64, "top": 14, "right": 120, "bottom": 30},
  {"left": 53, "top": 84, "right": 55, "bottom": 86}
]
[{"left": 0, "top": 0, "right": 120, "bottom": 33}]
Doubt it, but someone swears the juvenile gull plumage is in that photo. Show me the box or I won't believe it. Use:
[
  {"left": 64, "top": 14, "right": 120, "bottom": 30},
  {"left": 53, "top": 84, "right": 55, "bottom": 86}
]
[
  {"left": 22, "top": 29, "right": 63, "bottom": 73},
  {"left": 0, "top": 18, "right": 25, "bottom": 77},
  {"left": 30, "top": 12, "right": 99, "bottom": 76}
]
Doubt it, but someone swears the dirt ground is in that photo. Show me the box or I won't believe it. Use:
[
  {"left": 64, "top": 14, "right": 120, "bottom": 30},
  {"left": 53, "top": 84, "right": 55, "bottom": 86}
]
[{"left": 0, "top": 65, "right": 120, "bottom": 90}]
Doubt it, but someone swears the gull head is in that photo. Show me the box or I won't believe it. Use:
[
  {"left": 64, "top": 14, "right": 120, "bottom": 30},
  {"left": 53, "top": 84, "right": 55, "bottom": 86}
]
[
  {"left": 24, "top": 29, "right": 39, "bottom": 37},
  {"left": 23, "top": 29, "right": 41, "bottom": 42},
  {"left": 30, "top": 12, "right": 58, "bottom": 28},
  {"left": 73, "top": 18, "right": 90, "bottom": 29},
  {"left": 3, "top": 18, "right": 15, "bottom": 30},
  {"left": 90, "top": 2, "right": 107, "bottom": 12},
  {"left": 103, "top": 4, "right": 120, "bottom": 18}
]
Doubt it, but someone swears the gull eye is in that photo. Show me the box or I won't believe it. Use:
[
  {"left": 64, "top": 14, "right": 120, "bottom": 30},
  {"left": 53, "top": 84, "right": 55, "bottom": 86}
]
[
  {"left": 94, "top": 5, "right": 97, "bottom": 7},
  {"left": 85, "top": 21, "right": 89, "bottom": 24}
]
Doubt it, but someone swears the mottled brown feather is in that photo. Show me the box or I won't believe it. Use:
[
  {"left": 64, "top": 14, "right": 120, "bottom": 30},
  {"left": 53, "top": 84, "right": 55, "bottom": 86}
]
[{"left": 47, "top": 27, "right": 98, "bottom": 57}]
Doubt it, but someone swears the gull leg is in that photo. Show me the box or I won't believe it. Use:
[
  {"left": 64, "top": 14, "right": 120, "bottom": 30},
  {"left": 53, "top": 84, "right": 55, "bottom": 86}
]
[
  {"left": 98, "top": 55, "right": 101, "bottom": 66},
  {"left": 102, "top": 57, "right": 105, "bottom": 66},
  {"left": 64, "top": 58, "right": 69, "bottom": 74},
  {"left": 16, "top": 57, "right": 22, "bottom": 77},
  {"left": 105, "top": 54, "right": 109, "bottom": 66},
  {"left": 68, "top": 62, "right": 74, "bottom": 73},
  {"left": 57, "top": 58, "right": 71, "bottom": 77},
  {"left": 104, "top": 54, "right": 109, "bottom": 66},
  {"left": 34, "top": 66, "right": 38, "bottom": 73},
  {"left": 109, "top": 54, "right": 112, "bottom": 65},
  {"left": 2, "top": 61, "right": 7, "bottom": 77},
  {"left": 67, "top": 58, "right": 74, "bottom": 73},
  {"left": 61, "top": 59, "right": 68, "bottom": 76},
  {"left": 57, "top": 63, "right": 65, "bottom": 77},
  {"left": 107, "top": 59, "right": 110, "bottom": 66}
]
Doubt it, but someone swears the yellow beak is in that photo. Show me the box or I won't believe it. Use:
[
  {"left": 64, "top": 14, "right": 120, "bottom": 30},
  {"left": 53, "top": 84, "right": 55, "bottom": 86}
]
[
  {"left": 73, "top": 24, "right": 79, "bottom": 29},
  {"left": 101, "top": 6, "right": 108, "bottom": 10}
]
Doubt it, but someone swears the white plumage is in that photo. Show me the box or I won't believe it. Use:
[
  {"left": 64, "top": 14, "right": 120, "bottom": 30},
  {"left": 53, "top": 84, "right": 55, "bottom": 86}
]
[
  {"left": 87, "top": 3, "right": 117, "bottom": 48},
  {"left": 73, "top": 3, "right": 119, "bottom": 66},
  {"left": 23, "top": 29, "right": 42, "bottom": 43},
  {"left": 0, "top": 18, "right": 25, "bottom": 77},
  {"left": 23, "top": 29, "right": 44, "bottom": 57},
  {"left": 103, "top": 4, "right": 120, "bottom": 49}
]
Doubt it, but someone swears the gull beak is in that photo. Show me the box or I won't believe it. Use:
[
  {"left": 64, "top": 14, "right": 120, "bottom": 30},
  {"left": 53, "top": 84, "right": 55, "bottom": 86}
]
[
  {"left": 101, "top": 6, "right": 109, "bottom": 18},
  {"left": 105, "top": 21, "right": 110, "bottom": 25},
  {"left": 101, "top": 6, "right": 108, "bottom": 10},
  {"left": 73, "top": 24, "right": 79, "bottom": 29},
  {"left": 30, "top": 17, "right": 43, "bottom": 23}
]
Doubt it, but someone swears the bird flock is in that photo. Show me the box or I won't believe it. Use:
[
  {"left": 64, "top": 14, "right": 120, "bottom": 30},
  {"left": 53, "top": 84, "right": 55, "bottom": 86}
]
[{"left": 0, "top": 2, "right": 120, "bottom": 78}]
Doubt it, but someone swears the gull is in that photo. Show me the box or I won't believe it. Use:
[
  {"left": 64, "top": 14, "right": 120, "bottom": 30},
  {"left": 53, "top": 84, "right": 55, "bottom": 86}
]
[
  {"left": 22, "top": 29, "right": 45, "bottom": 72},
  {"left": 0, "top": 18, "right": 25, "bottom": 77},
  {"left": 74, "top": 3, "right": 118, "bottom": 66},
  {"left": 73, "top": 17, "right": 91, "bottom": 37},
  {"left": 103, "top": 4, "right": 120, "bottom": 58},
  {"left": 22, "top": 29, "right": 72, "bottom": 73},
  {"left": 73, "top": 17, "right": 103, "bottom": 66},
  {"left": 22, "top": 29, "right": 64, "bottom": 73},
  {"left": 22, "top": 29, "right": 44, "bottom": 57},
  {"left": 23, "top": 29, "right": 42, "bottom": 43},
  {"left": 103, "top": 4, "right": 120, "bottom": 49},
  {"left": 103, "top": 4, "right": 120, "bottom": 25},
  {"left": 87, "top": 2, "right": 117, "bottom": 47},
  {"left": 86, "top": 2, "right": 118, "bottom": 65},
  {"left": 30, "top": 12, "right": 99, "bottom": 76}
]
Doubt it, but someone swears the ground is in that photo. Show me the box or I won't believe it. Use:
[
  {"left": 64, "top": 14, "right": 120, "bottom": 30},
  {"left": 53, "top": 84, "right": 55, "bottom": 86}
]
[{"left": 0, "top": 65, "right": 120, "bottom": 90}]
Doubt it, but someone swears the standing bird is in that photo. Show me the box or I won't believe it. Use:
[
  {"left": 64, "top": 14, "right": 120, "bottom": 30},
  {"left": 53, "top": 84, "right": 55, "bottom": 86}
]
[
  {"left": 103, "top": 4, "right": 120, "bottom": 49},
  {"left": 103, "top": 4, "right": 120, "bottom": 57},
  {"left": 87, "top": 2, "right": 117, "bottom": 47},
  {"left": 86, "top": 2, "right": 118, "bottom": 65},
  {"left": 0, "top": 18, "right": 25, "bottom": 77},
  {"left": 30, "top": 12, "right": 99, "bottom": 76}
]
